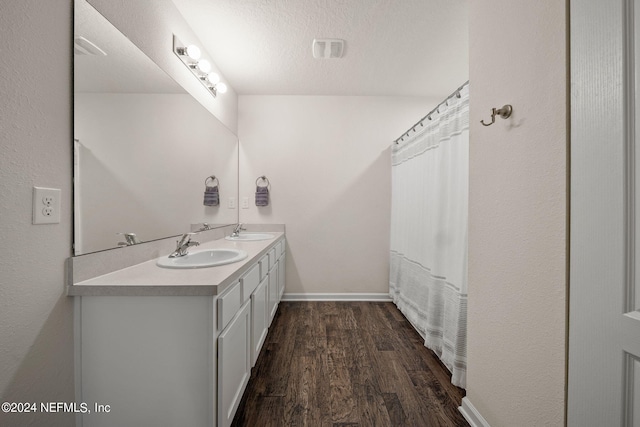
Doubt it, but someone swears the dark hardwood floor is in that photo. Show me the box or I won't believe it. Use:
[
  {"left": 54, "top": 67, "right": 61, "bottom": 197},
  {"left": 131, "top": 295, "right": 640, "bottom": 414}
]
[{"left": 232, "top": 302, "right": 468, "bottom": 427}]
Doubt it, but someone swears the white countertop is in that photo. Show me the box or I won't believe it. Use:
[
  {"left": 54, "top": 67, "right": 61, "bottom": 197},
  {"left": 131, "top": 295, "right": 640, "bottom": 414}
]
[{"left": 67, "top": 232, "right": 284, "bottom": 297}]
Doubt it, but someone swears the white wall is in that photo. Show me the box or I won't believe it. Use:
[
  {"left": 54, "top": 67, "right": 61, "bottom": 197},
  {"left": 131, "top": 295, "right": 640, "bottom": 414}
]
[
  {"left": 87, "top": 0, "right": 239, "bottom": 133},
  {"left": 0, "top": 1, "right": 239, "bottom": 425},
  {"left": 74, "top": 93, "right": 238, "bottom": 254},
  {"left": 238, "top": 96, "right": 438, "bottom": 295},
  {"left": 0, "top": 1, "right": 75, "bottom": 426},
  {"left": 466, "top": 1, "right": 568, "bottom": 426}
]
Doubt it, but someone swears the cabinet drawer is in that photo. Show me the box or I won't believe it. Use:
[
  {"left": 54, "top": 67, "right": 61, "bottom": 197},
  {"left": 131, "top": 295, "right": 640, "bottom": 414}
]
[
  {"left": 240, "top": 264, "right": 260, "bottom": 302},
  {"left": 258, "top": 254, "right": 268, "bottom": 282},
  {"left": 218, "top": 282, "right": 241, "bottom": 331}
]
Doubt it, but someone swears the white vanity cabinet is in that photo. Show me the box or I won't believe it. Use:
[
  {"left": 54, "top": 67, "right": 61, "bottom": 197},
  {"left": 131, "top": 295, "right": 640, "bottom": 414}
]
[{"left": 74, "top": 236, "right": 286, "bottom": 427}]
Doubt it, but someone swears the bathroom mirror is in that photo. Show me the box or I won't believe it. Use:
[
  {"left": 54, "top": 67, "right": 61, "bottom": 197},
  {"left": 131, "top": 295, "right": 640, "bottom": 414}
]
[{"left": 73, "top": 1, "right": 238, "bottom": 255}]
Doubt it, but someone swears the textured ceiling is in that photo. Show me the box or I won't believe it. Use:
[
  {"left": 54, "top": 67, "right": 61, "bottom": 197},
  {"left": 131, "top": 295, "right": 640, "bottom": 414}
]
[{"left": 171, "top": 0, "right": 469, "bottom": 97}]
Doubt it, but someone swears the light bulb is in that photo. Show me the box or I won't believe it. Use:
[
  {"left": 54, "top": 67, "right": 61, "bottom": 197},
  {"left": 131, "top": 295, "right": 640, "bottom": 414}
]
[
  {"left": 207, "top": 72, "right": 220, "bottom": 84},
  {"left": 217, "top": 82, "right": 228, "bottom": 94},
  {"left": 196, "top": 59, "right": 211, "bottom": 73},
  {"left": 184, "top": 44, "right": 201, "bottom": 60}
]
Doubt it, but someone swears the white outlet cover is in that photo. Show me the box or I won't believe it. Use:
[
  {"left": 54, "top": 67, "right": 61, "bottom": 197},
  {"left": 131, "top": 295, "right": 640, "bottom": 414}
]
[{"left": 33, "top": 187, "right": 61, "bottom": 224}]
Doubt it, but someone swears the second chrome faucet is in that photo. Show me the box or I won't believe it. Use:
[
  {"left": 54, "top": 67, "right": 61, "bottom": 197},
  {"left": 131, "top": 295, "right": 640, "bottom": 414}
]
[{"left": 230, "top": 223, "right": 246, "bottom": 238}]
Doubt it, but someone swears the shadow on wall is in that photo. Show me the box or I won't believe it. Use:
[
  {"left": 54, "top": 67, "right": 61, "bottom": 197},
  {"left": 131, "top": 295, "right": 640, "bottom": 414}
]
[
  {"left": 0, "top": 293, "right": 75, "bottom": 427},
  {"left": 80, "top": 142, "right": 188, "bottom": 254}
]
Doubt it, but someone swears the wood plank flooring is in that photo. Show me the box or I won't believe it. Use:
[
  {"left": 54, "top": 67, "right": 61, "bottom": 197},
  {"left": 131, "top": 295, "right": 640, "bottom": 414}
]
[{"left": 232, "top": 302, "right": 468, "bottom": 427}]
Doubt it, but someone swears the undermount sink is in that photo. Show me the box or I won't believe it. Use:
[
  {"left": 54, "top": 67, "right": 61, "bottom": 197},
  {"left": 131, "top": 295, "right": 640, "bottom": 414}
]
[
  {"left": 225, "top": 233, "right": 275, "bottom": 241},
  {"left": 156, "top": 248, "right": 248, "bottom": 269}
]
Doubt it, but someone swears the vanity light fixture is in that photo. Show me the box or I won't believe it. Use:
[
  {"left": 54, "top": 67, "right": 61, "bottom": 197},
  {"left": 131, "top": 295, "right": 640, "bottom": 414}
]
[
  {"left": 207, "top": 72, "right": 220, "bottom": 84},
  {"left": 205, "top": 73, "right": 227, "bottom": 93},
  {"left": 177, "top": 44, "right": 201, "bottom": 60},
  {"left": 194, "top": 59, "right": 211, "bottom": 73},
  {"left": 173, "top": 35, "right": 227, "bottom": 98}
]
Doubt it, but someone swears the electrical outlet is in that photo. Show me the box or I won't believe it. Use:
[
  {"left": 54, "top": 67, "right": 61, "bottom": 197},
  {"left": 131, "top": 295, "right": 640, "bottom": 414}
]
[
  {"left": 33, "top": 187, "right": 61, "bottom": 224},
  {"left": 228, "top": 196, "right": 236, "bottom": 209},
  {"left": 241, "top": 197, "right": 249, "bottom": 209}
]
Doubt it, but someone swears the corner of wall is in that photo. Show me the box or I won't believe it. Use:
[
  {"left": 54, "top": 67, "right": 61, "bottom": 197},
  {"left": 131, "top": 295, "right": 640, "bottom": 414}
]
[{"left": 0, "top": 1, "right": 75, "bottom": 425}]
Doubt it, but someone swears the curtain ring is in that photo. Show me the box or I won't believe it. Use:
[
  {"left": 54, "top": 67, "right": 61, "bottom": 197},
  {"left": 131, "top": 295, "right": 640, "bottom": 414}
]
[
  {"left": 205, "top": 175, "right": 219, "bottom": 187},
  {"left": 256, "top": 175, "right": 270, "bottom": 188}
]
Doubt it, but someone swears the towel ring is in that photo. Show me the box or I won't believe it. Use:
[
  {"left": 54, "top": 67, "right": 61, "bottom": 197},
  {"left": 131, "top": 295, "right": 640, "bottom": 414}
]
[
  {"left": 205, "top": 176, "right": 219, "bottom": 187},
  {"left": 256, "top": 175, "right": 270, "bottom": 188}
]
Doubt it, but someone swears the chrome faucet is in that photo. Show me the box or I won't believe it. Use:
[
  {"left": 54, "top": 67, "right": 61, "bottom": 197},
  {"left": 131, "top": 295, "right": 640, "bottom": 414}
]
[
  {"left": 230, "top": 223, "right": 245, "bottom": 238},
  {"left": 117, "top": 232, "right": 140, "bottom": 247},
  {"left": 169, "top": 233, "right": 200, "bottom": 258},
  {"left": 199, "top": 222, "right": 212, "bottom": 231}
]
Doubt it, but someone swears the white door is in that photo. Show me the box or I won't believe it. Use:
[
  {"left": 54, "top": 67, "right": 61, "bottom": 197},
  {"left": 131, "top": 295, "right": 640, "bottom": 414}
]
[{"left": 569, "top": 0, "right": 640, "bottom": 425}]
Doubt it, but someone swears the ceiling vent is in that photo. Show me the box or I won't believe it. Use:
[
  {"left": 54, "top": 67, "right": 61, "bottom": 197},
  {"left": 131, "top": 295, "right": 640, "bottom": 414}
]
[
  {"left": 74, "top": 36, "right": 107, "bottom": 56},
  {"left": 312, "top": 39, "right": 344, "bottom": 59}
]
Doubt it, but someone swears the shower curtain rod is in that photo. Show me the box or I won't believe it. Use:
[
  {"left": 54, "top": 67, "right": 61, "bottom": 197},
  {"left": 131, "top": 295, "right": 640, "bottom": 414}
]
[{"left": 393, "top": 80, "right": 469, "bottom": 145}]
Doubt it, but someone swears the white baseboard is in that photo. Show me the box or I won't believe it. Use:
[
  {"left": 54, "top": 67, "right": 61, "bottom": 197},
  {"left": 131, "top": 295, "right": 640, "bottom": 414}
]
[
  {"left": 281, "top": 293, "right": 392, "bottom": 302},
  {"left": 459, "top": 397, "right": 491, "bottom": 427}
]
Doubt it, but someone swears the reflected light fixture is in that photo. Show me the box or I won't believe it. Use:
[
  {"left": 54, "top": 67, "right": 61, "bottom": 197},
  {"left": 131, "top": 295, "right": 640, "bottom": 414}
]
[
  {"left": 173, "top": 35, "right": 227, "bottom": 98},
  {"left": 207, "top": 72, "right": 220, "bottom": 85},
  {"left": 177, "top": 44, "right": 201, "bottom": 60},
  {"left": 195, "top": 59, "right": 211, "bottom": 73}
]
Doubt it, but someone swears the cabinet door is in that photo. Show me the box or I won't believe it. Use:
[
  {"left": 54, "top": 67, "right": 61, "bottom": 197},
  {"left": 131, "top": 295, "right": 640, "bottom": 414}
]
[
  {"left": 278, "top": 255, "right": 285, "bottom": 300},
  {"left": 251, "top": 277, "right": 268, "bottom": 366},
  {"left": 268, "top": 261, "right": 279, "bottom": 323},
  {"left": 218, "top": 300, "right": 251, "bottom": 427}
]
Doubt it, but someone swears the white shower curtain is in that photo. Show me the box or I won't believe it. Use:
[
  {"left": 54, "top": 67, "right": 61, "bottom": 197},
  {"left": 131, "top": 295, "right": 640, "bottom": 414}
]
[{"left": 389, "top": 84, "right": 468, "bottom": 388}]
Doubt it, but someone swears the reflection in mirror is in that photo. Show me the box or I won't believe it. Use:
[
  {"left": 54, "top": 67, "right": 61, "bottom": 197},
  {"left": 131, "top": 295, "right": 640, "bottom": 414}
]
[{"left": 73, "top": 0, "right": 238, "bottom": 255}]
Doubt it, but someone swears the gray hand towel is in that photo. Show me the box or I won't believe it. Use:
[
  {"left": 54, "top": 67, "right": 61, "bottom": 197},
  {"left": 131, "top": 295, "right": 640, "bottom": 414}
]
[
  {"left": 204, "top": 185, "right": 219, "bottom": 206},
  {"left": 255, "top": 186, "right": 269, "bottom": 206}
]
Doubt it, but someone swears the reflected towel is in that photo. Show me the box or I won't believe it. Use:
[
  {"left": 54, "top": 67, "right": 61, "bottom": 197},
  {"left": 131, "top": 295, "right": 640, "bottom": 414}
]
[
  {"left": 255, "top": 186, "right": 269, "bottom": 206},
  {"left": 204, "top": 185, "right": 219, "bottom": 206}
]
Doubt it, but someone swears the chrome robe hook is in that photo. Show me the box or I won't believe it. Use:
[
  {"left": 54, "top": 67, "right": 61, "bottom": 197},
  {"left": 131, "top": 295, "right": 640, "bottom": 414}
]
[{"left": 481, "top": 105, "right": 513, "bottom": 126}]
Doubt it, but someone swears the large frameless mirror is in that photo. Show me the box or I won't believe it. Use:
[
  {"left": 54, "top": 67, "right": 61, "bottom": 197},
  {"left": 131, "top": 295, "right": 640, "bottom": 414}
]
[{"left": 73, "top": 0, "right": 238, "bottom": 255}]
